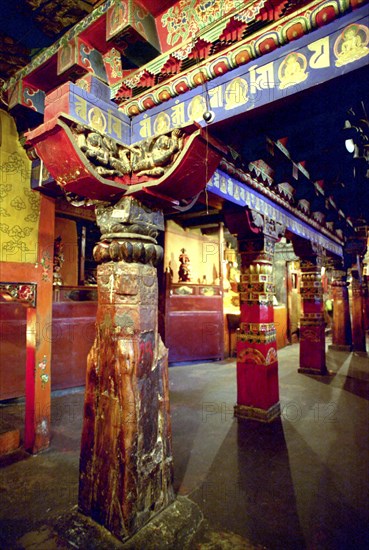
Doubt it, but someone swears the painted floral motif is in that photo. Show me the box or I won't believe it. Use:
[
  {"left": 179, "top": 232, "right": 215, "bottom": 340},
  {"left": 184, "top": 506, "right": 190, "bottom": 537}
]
[
  {"left": 0, "top": 207, "right": 10, "bottom": 217},
  {"left": 10, "top": 196, "right": 26, "bottom": 211},
  {"left": 103, "top": 48, "right": 123, "bottom": 79},
  {"left": 0, "top": 223, "right": 33, "bottom": 257},
  {"left": 38, "top": 355, "right": 49, "bottom": 389},
  {"left": 0, "top": 282, "right": 36, "bottom": 307},
  {"left": 0, "top": 152, "right": 30, "bottom": 182},
  {"left": 40, "top": 252, "right": 52, "bottom": 282},
  {"left": 24, "top": 188, "right": 40, "bottom": 223},
  {"left": 0, "top": 184, "right": 12, "bottom": 200},
  {"left": 161, "top": 0, "right": 243, "bottom": 46}
]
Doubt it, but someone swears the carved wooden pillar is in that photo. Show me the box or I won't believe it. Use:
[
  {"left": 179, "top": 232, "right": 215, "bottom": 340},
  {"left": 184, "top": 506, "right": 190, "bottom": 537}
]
[
  {"left": 351, "top": 268, "right": 367, "bottom": 353},
  {"left": 229, "top": 211, "right": 282, "bottom": 423},
  {"left": 79, "top": 197, "right": 174, "bottom": 541},
  {"left": 329, "top": 266, "right": 352, "bottom": 351},
  {"left": 363, "top": 275, "right": 369, "bottom": 331},
  {"left": 292, "top": 239, "right": 327, "bottom": 375}
]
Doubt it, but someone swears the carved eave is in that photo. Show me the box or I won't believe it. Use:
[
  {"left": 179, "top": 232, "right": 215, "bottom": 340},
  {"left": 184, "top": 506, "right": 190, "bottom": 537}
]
[
  {"left": 125, "top": 127, "right": 227, "bottom": 205},
  {"left": 26, "top": 116, "right": 128, "bottom": 201},
  {"left": 25, "top": 116, "right": 226, "bottom": 206}
]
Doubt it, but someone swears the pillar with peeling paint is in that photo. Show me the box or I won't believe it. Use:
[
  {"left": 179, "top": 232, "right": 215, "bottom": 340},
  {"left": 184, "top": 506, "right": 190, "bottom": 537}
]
[{"left": 78, "top": 197, "right": 174, "bottom": 541}]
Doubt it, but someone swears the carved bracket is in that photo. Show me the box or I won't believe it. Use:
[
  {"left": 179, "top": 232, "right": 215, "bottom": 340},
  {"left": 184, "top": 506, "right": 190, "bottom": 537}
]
[{"left": 26, "top": 115, "right": 226, "bottom": 207}]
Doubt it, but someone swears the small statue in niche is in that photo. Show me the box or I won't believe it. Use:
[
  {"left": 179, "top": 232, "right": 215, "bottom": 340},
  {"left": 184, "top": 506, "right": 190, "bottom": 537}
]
[
  {"left": 178, "top": 248, "right": 191, "bottom": 282},
  {"left": 53, "top": 236, "right": 64, "bottom": 286},
  {"left": 166, "top": 261, "right": 174, "bottom": 282}
]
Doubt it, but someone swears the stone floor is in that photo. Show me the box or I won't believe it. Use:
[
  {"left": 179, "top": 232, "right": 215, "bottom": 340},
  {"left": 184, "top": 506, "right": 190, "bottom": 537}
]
[{"left": 0, "top": 341, "right": 368, "bottom": 549}]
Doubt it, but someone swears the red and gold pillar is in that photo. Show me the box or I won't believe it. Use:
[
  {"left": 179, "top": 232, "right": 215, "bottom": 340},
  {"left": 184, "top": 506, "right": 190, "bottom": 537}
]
[
  {"left": 329, "top": 266, "right": 352, "bottom": 351},
  {"left": 232, "top": 212, "right": 282, "bottom": 423},
  {"left": 79, "top": 197, "right": 174, "bottom": 541},
  {"left": 293, "top": 239, "right": 327, "bottom": 375}
]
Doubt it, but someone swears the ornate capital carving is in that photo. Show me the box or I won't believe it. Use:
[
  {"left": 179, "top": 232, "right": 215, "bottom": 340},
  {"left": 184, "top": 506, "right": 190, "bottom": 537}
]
[
  {"left": 290, "top": 235, "right": 326, "bottom": 266},
  {"left": 95, "top": 196, "right": 164, "bottom": 238},
  {"left": 93, "top": 197, "right": 164, "bottom": 266},
  {"left": 238, "top": 235, "right": 276, "bottom": 264},
  {"left": 263, "top": 215, "right": 285, "bottom": 240}
]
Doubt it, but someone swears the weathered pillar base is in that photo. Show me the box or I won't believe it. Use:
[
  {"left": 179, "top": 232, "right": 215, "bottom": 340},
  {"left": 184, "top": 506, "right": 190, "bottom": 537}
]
[
  {"left": 234, "top": 402, "right": 281, "bottom": 423},
  {"left": 328, "top": 344, "right": 352, "bottom": 352},
  {"left": 299, "top": 321, "right": 328, "bottom": 375},
  {"left": 352, "top": 351, "right": 369, "bottom": 358},
  {"left": 298, "top": 367, "right": 329, "bottom": 375}
]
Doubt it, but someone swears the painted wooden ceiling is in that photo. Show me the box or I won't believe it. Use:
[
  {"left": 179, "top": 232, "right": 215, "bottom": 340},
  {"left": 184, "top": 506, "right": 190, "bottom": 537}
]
[{"left": 0, "top": 0, "right": 368, "bottom": 230}]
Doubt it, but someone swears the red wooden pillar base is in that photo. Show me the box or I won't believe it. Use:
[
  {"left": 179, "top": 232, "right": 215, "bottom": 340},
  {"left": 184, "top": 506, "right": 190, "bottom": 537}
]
[
  {"left": 235, "top": 230, "right": 280, "bottom": 423},
  {"left": 329, "top": 269, "right": 352, "bottom": 352},
  {"left": 299, "top": 319, "right": 326, "bottom": 374}
]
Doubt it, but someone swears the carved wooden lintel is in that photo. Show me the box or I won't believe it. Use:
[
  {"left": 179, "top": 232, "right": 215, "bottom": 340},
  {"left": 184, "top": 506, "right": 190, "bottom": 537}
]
[{"left": 0, "top": 282, "right": 37, "bottom": 308}]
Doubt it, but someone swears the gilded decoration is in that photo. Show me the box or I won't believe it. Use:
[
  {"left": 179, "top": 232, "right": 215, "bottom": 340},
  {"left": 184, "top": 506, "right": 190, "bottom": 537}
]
[
  {"left": 207, "top": 168, "right": 343, "bottom": 256},
  {"left": 300, "top": 328, "right": 321, "bottom": 343},
  {"left": 237, "top": 346, "right": 277, "bottom": 365},
  {"left": 71, "top": 123, "right": 184, "bottom": 179},
  {"left": 224, "top": 78, "right": 249, "bottom": 110},
  {"left": 278, "top": 52, "right": 308, "bottom": 89},
  {"left": 237, "top": 331, "right": 276, "bottom": 344},
  {"left": 334, "top": 23, "right": 369, "bottom": 67},
  {"left": 238, "top": 347, "right": 266, "bottom": 365}
]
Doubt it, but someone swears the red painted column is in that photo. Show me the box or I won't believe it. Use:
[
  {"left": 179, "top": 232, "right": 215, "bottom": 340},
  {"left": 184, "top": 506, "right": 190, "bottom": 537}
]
[
  {"left": 351, "top": 269, "right": 367, "bottom": 353},
  {"left": 291, "top": 238, "right": 327, "bottom": 375},
  {"left": 24, "top": 307, "right": 37, "bottom": 451},
  {"left": 235, "top": 233, "right": 280, "bottom": 422},
  {"left": 329, "top": 267, "right": 352, "bottom": 351},
  {"left": 29, "top": 195, "right": 55, "bottom": 453}
]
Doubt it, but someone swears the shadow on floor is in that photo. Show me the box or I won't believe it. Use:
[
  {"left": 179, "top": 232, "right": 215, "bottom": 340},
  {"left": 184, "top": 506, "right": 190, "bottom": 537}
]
[{"left": 189, "top": 418, "right": 305, "bottom": 550}]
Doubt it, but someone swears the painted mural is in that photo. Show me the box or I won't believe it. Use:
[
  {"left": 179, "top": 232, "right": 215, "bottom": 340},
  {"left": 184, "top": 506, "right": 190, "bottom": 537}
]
[
  {"left": 158, "top": 0, "right": 265, "bottom": 49},
  {"left": 0, "top": 110, "right": 40, "bottom": 263},
  {"left": 133, "top": 11, "right": 369, "bottom": 139}
]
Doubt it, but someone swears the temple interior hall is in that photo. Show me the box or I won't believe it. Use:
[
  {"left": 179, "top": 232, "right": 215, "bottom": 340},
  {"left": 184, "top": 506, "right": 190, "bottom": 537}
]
[{"left": 0, "top": 1, "right": 369, "bottom": 549}]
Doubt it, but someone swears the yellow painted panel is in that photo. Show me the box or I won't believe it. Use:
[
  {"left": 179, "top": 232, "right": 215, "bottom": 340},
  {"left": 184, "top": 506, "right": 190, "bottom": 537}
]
[{"left": 0, "top": 110, "right": 40, "bottom": 263}]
